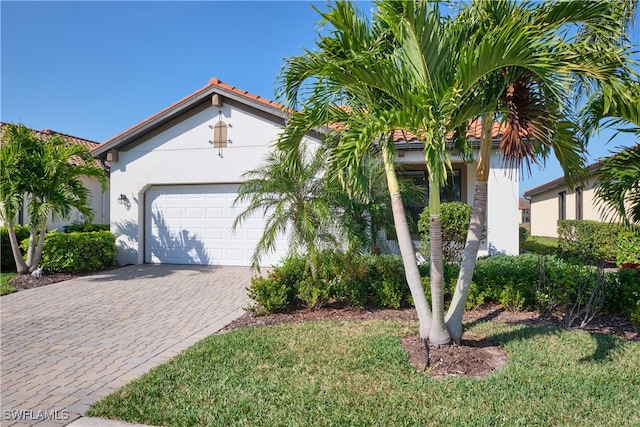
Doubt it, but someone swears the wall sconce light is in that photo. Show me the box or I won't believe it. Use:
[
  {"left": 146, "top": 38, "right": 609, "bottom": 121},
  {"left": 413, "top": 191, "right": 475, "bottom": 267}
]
[{"left": 118, "top": 194, "right": 128, "bottom": 205}]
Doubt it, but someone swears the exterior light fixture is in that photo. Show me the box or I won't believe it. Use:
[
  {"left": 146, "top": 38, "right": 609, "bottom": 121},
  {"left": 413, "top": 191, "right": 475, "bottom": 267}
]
[{"left": 118, "top": 194, "right": 128, "bottom": 205}]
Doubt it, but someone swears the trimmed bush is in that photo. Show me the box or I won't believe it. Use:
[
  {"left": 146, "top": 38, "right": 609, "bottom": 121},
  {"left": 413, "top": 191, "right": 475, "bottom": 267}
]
[
  {"left": 617, "top": 231, "right": 640, "bottom": 268},
  {"left": 63, "top": 223, "right": 110, "bottom": 233},
  {"left": 558, "top": 220, "right": 627, "bottom": 265},
  {"left": 1, "top": 226, "right": 30, "bottom": 271},
  {"left": 21, "top": 231, "right": 117, "bottom": 273},
  {"left": 471, "top": 254, "right": 540, "bottom": 310},
  {"left": 246, "top": 256, "right": 306, "bottom": 314}
]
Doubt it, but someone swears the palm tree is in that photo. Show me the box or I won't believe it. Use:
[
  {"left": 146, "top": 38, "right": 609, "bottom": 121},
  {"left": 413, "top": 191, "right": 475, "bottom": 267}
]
[
  {"left": 232, "top": 140, "right": 334, "bottom": 271},
  {"left": 0, "top": 123, "right": 108, "bottom": 274},
  {"left": 277, "top": 0, "right": 634, "bottom": 346},
  {"left": 443, "top": 0, "right": 636, "bottom": 341},
  {"left": 594, "top": 144, "right": 640, "bottom": 225}
]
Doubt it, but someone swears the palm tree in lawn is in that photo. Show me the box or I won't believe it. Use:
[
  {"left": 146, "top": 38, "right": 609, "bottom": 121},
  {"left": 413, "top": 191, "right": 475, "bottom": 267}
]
[
  {"left": 0, "top": 123, "right": 108, "bottom": 274},
  {"left": 279, "top": 0, "right": 572, "bottom": 345},
  {"left": 443, "top": 0, "right": 637, "bottom": 341},
  {"left": 277, "top": 3, "right": 437, "bottom": 343}
]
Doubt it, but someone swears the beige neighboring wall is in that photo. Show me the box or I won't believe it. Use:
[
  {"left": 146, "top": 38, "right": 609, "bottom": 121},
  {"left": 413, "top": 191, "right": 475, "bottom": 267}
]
[{"left": 526, "top": 173, "right": 603, "bottom": 238}]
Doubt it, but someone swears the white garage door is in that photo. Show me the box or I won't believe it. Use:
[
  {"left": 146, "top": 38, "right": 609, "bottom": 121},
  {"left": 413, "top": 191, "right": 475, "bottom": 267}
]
[{"left": 145, "top": 184, "right": 287, "bottom": 266}]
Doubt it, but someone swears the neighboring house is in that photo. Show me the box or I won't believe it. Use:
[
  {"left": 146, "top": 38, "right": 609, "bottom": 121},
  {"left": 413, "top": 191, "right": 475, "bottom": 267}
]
[
  {"left": 93, "top": 77, "right": 520, "bottom": 267},
  {"left": 524, "top": 161, "right": 603, "bottom": 238},
  {"left": 519, "top": 197, "right": 531, "bottom": 227},
  {"left": 0, "top": 122, "right": 110, "bottom": 231}
]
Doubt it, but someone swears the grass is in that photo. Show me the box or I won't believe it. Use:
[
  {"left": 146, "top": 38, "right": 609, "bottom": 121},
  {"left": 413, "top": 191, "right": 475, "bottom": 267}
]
[
  {"left": 88, "top": 319, "right": 640, "bottom": 427},
  {"left": 0, "top": 272, "right": 17, "bottom": 295},
  {"left": 521, "top": 235, "right": 559, "bottom": 255}
]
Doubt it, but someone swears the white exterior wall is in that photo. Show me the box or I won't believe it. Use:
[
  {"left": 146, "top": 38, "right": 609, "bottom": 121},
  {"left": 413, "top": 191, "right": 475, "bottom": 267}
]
[
  {"left": 485, "top": 151, "right": 519, "bottom": 255},
  {"left": 109, "top": 103, "right": 319, "bottom": 265}
]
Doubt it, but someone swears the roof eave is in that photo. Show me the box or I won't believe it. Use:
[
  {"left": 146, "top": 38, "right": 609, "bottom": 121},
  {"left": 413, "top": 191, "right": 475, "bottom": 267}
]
[{"left": 93, "top": 85, "right": 287, "bottom": 159}]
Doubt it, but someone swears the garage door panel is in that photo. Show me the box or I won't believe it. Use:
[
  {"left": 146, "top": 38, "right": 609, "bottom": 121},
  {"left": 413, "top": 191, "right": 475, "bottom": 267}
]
[{"left": 146, "top": 184, "right": 285, "bottom": 266}]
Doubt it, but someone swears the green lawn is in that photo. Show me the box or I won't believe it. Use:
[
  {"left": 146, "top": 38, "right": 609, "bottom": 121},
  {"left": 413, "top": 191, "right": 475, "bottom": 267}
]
[
  {"left": 521, "top": 235, "right": 559, "bottom": 255},
  {"left": 88, "top": 319, "right": 640, "bottom": 426},
  {"left": 0, "top": 272, "right": 17, "bottom": 295}
]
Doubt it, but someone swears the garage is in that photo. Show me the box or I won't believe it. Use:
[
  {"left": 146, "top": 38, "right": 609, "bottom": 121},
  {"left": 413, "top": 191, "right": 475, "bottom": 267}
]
[{"left": 145, "top": 184, "right": 286, "bottom": 266}]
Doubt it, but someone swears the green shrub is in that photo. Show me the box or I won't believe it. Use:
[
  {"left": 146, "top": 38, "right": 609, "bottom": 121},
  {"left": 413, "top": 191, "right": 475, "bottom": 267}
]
[
  {"left": 418, "top": 202, "right": 473, "bottom": 263},
  {"left": 372, "top": 255, "right": 411, "bottom": 309},
  {"left": 420, "top": 263, "right": 460, "bottom": 309},
  {"left": 558, "top": 220, "right": 627, "bottom": 265},
  {"left": 246, "top": 256, "right": 307, "bottom": 314},
  {"left": 297, "top": 276, "right": 332, "bottom": 307},
  {"left": 21, "top": 231, "right": 117, "bottom": 273},
  {"left": 603, "top": 267, "right": 640, "bottom": 328},
  {"left": 63, "top": 223, "right": 110, "bottom": 233},
  {"left": 1, "top": 226, "right": 30, "bottom": 271},
  {"left": 248, "top": 274, "right": 294, "bottom": 315},
  {"left": 519, "top": 226, "right": 529, "bottom": 243},
  {"left": 617, "top": 230, "right": 640, "bottom": 268},
  {"left": 471, "top": 254, "right": 540, "bottom": 310}
]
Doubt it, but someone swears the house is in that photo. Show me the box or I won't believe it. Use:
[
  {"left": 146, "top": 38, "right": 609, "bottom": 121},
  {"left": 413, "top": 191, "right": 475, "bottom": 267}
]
[
  {"left": 93, "top": 78, "right": 520, "bottom": 267},
  {"left": 524, "top": 160, "right": 606, "bottom": 238},
  {"left": 0, "top": 122, "right": 110, "bottom": 231}
]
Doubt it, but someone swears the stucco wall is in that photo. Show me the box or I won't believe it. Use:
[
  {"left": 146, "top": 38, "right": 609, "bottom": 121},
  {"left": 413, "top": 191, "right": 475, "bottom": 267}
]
[
  {"left": 529, "top": 175, "right": 604, "bottom": 238},
  {"left": 109, "top": 102, "right": 319, "bottom": 265},
  {"left": 485, "top": 152, "right": 519, "bottom": 255}
]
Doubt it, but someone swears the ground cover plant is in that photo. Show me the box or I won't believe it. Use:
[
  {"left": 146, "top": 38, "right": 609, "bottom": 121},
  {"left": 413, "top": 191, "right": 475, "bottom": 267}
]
[{"left": 88, "top": 315, "right": 640, "bottom": 427}]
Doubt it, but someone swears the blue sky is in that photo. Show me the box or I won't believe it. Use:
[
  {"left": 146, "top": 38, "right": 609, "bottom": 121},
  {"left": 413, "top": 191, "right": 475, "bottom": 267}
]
[{"left": 2, "top": 1, "right": 638, "bottom": 194}]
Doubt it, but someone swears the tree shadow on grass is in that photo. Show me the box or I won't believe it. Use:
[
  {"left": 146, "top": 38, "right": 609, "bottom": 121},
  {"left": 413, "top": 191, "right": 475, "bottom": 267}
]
[{"left": 463, "top": 306, "right": 630, "bottom": 363}]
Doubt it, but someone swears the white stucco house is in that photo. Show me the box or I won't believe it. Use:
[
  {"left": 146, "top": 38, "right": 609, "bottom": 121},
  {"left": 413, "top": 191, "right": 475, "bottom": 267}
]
[
  {"left": 0, "top": 122, "right": 110, "bottom": 230},
  {"left": 93, "top": 78, "right": 520, "bottom": 267}
]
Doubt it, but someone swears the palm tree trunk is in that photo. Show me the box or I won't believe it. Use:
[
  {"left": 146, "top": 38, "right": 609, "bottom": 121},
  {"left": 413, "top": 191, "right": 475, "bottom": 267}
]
[
  {"left": 7, "top": 223, "right": 29, "bottom": 274},
  {"left": 30, "top": 220, "right": 48, "bottom": 273},
  {"left": 428, "top": 178, "right": 452, "bottom": 345},
  {"left": 383, "top": 157, "right": 433, "bottom": 340},
  {"left": 445, "top": 114, "right": 492, "bottom": 341}
]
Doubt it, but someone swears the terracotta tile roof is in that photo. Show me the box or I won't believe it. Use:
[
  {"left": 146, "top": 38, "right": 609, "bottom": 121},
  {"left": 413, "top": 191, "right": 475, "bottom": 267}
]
[
  {"left": 0, "top": 122, "right": 107, "bottom": 170},
  {"left": 393, "top": 120, "right": 508, "bottom": 142},
  {"left": 95, "top": 76, "right": 527, "bottom": 156}
]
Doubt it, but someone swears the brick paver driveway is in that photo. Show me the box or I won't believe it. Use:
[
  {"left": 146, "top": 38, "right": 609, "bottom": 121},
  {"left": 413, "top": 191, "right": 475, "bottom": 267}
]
[{"left": 1, "top": 265, "right": 251, "bottom": 426}]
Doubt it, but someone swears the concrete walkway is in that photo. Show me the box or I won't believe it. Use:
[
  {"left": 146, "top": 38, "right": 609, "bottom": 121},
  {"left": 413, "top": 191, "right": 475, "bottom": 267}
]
[{"left": 1, "top": 265, "right": 252, "bottom": 426}]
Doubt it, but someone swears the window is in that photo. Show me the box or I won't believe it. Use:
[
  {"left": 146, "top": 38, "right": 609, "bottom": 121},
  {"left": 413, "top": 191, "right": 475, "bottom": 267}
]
[
  {"left": 558, "top": 191, "right": 566, "bottom": 220},
  {"left": 575, "top": 187, "right": 583, "bottom": 220},
  {"left": 398, "top": 169, "right": 462, "bottom": 228}
]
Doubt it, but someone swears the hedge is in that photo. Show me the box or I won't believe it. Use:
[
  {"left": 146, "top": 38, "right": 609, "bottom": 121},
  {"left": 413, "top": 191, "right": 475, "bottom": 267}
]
[
  {"left": 1, "top": 226, "right": 31, "bottom": 272},
  {"left": 21, "top": 231, "right": 117, "bottom": 273},
  {"left": 63, "top": 223, "right": 110, "bottom": 233},
  {"left": 558, "top": 220, "right": 639, "bottom": 266}
]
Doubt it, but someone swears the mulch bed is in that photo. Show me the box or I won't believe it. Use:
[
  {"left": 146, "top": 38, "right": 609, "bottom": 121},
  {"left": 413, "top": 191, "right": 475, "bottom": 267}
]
[{"left": 8, "top": 274, "right": 639, "bottom": 379}]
